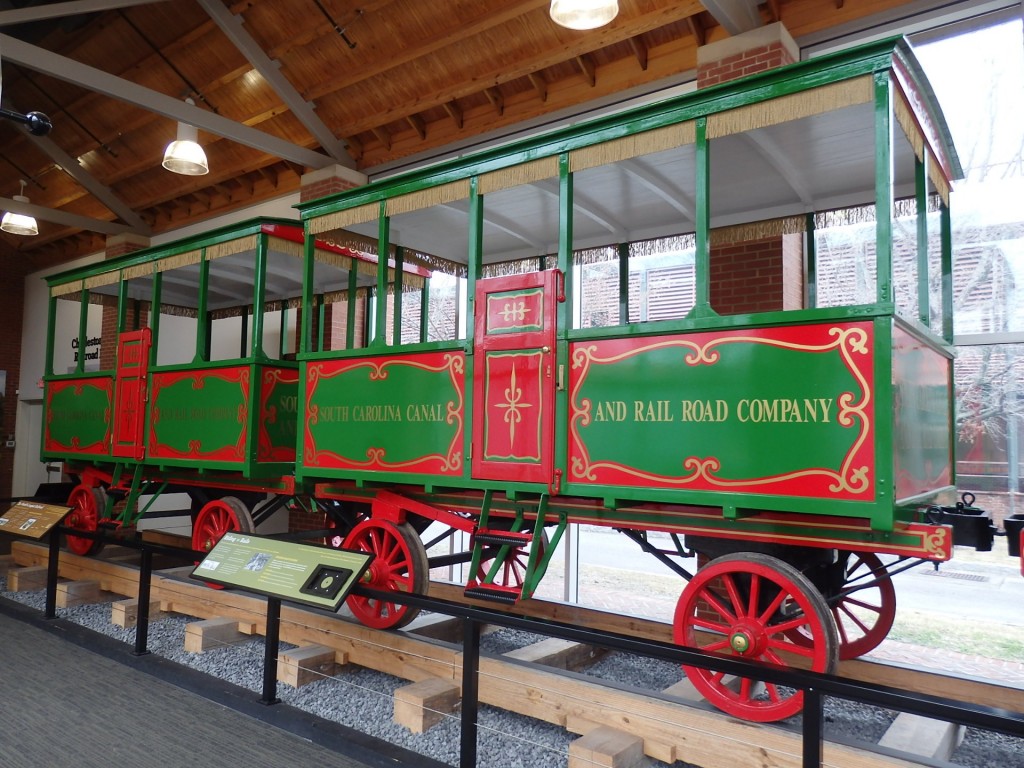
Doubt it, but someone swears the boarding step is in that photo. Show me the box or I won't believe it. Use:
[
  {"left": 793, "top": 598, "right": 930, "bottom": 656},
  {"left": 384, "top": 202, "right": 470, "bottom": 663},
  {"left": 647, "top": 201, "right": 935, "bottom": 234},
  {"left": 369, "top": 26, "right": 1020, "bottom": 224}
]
[
  {"left": 464, "top": 584, "right": 522, "bottom": 604},
  {"left": 473, "top": 529, "right": 533, "bottom": 547}
]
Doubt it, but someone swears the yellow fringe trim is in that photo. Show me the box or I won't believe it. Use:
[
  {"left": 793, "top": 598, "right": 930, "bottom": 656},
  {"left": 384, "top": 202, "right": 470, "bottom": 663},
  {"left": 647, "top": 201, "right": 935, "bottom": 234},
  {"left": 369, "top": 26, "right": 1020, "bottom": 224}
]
[
  {"left": 206, "top": 235, "right": 257, "bottom": 262},
  {"left": 267, "top": 236, "right": 304, "bottom": 260},
  {"left": 570, "top": 122, "right": 696, "bottom": 173},
  {"left": 385, "top": 179, "right": 471, "bottom": 217},
  {"left": 122, "top": 263, "right": 154, "bottom": 281},
  {"left": 707, "top": 77, "right": 873, "bottom": 140},
  {"left": 51, "top": 280, "right": 83, "bottom": 298},
  {"left": 709, "top": 215, "right": 806, "bottom": 247},
  {"left": 84, "top": 272, "right": 120, "bottom": 290},
  {"left": 478, "top": 157, "right": 559, "bottom": 195},
  {"left": 309, "top": 202, "right": 380, "bottom": 236},
  {"left": 155, "top": 249, "right": 202, "bottom": 273}
]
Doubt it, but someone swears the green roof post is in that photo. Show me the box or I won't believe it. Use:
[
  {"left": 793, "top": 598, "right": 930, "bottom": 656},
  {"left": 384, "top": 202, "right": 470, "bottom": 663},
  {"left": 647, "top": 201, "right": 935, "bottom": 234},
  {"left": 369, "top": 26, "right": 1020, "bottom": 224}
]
[
  {"left": 916, "top": 149, "right": 930, "bottom": 327},
  {"left": 374, "top": 200, "right": 389, "bottom": 347},
  {"left": 874, "top": 71, "right": 894, "bottom": 306}
]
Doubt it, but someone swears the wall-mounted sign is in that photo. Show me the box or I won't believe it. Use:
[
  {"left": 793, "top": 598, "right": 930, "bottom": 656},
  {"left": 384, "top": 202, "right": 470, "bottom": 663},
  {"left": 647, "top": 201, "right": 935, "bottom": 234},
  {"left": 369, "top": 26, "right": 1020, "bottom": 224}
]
[
  {"left": 0, "top": 500, "right": 72, "bottom": 539},
  {"left": 190, "top": 532, "right": 372, "bottom": 611}
]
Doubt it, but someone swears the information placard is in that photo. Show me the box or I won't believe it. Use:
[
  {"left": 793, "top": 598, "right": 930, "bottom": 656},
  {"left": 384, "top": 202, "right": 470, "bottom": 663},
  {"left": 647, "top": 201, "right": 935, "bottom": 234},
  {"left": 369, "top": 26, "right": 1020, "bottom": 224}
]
[
  {"left": 0, "top": 500, "right": 72, "bottom": 539},
  {"left": 190, "top": 532, "right": 372, "bottom": 611}
]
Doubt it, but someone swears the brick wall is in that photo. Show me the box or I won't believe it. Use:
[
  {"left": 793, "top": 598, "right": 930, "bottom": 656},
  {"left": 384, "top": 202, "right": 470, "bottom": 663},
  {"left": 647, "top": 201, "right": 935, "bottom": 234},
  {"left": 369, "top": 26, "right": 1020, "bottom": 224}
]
[
  {"left": 710, "top": 235, "right": 805, "bottom": 315},
  {"left": 697, "top": 41, "right": 796, "bottom": 88}
]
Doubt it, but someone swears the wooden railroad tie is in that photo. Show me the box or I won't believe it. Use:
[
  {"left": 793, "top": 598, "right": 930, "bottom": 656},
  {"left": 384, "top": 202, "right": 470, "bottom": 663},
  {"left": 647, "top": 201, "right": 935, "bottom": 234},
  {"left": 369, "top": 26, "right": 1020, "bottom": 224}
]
[
  {"left": 111, "top": 598, "right": 167, "bottom": 628},
  {"left": 568, "top": 725, "right": 645, "bottom": 768},
  {"left": 879, "top": 713, "right": 965, "bottom": 762},
  {"left": 278, "top": 645, "right": 347, "bottom": 688},
  {"left": 184, "top": 617, "right": 251, "bottom": 653},
  {"left": 393, "top": 678, "right": 461, "bottom": 733},
  {"left": 7, "top": 565, "right": 48, "bottom": 591}
]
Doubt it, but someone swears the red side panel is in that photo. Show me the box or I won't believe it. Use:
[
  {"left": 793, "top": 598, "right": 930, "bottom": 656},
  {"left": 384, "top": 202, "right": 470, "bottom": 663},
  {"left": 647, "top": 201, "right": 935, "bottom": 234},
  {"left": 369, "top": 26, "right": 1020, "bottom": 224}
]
[
  {"left": 111, "top": 328, "right": 151, "bottom": 460},
  {"left": 472, "top": 270, "right": 559, "bottom": 486}
]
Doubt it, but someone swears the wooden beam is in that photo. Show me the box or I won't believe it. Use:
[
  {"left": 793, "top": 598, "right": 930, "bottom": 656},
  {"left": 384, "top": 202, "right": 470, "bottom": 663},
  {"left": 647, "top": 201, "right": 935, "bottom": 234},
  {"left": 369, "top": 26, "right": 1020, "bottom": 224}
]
[
  {"left": 442, "top": 99, "right": 464, "bottom": 129},
  {"left": 405, "top": 112, "right": 427, "bottom": 141},
  {"left": 575, "top": 53, "right": 596, "bottom": 88},
  {"left": 527, "top": 72, "right": 548, "bottom": 102},
  {"left": 765, "top": 0, "right": 782, "bottom": 22},
  {"left": 484, "top": 86, "right": 504, "bottom": 116},
  {"left": 371, "top": 125, "right": 391, "bottom": 150},
  {"left": 627, "top": 36, "right": 649, "bottom": 71},
  {"left": 687, "top": 14, "right": 706, "bottom": 47}
]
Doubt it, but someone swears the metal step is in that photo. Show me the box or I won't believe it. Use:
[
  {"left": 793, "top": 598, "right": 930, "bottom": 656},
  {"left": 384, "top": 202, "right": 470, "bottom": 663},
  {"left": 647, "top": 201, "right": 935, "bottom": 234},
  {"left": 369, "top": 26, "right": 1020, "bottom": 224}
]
[
  {"left": 473, "top": 529, "right": 533, "bottom": 547},
  {"left": 464, "top": 585, "right": 522, "bottom": 604}
]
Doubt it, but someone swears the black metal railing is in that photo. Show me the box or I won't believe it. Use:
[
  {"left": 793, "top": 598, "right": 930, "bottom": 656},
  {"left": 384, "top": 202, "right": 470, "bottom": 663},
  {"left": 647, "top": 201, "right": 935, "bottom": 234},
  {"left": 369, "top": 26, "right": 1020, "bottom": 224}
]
[{"left": 35, "top": 526, "right": 1024, "bottom": 768}]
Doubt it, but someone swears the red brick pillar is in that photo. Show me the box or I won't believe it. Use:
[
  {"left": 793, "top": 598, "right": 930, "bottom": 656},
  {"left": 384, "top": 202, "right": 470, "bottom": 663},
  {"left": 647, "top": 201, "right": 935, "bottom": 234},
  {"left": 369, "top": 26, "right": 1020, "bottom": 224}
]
[
  {"left": 100, "top": 234, "right": 150, "bottom": 371},
  {"left": 697, "top": 23, "right": 804, "bottom": 315},
  {"left": 300, "top": 164, "right": 367, "bottom": 204}
]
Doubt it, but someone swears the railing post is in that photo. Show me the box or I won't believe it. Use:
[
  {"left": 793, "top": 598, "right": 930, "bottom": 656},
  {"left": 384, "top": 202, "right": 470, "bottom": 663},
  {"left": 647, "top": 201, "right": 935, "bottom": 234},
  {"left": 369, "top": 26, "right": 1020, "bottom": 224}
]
[
  {"left": 44, "top": 529, "right": 60, "bottom": 619},
  {"left": 133, "top": 545, "right": 153, "bottom": 656},
  {"left": 803, "top": 687, "right": 824, "bottom": 768},
  {"left": 261, "top": 596, "right": 282, "bottom": 705},
  {"left": 460, "top": 618, "right": 481, "bottom": 768}
]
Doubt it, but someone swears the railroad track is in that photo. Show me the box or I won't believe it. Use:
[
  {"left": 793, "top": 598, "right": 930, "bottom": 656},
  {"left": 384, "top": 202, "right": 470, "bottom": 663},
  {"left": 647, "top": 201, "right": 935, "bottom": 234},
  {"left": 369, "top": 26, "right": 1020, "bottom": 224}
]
[{"left": 2, "top": 539, "right": 1021, "bottom": 768}]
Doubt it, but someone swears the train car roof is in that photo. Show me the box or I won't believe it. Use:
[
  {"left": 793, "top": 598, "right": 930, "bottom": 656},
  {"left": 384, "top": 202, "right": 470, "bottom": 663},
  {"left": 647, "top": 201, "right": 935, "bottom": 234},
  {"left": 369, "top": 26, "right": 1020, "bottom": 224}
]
[
  {"left": 45, "top": 216, "right": 430, "bottom": 312},
  {"left": 298, "top": 36, "right": 962, "bottom": 266}
]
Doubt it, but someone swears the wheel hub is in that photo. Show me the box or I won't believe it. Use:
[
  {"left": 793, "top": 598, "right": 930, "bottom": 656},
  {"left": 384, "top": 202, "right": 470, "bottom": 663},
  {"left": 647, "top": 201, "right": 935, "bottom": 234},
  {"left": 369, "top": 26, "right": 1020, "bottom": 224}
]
[{"left": 729, "top": 630, "right": 753, "bottom": 654}]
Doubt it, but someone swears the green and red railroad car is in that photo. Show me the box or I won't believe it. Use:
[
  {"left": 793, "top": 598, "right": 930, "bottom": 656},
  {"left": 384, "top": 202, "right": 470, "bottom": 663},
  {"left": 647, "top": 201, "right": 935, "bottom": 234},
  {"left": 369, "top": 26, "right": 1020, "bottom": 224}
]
[{"left": 40, "top": 37, "right": 998, "bottom": 722}]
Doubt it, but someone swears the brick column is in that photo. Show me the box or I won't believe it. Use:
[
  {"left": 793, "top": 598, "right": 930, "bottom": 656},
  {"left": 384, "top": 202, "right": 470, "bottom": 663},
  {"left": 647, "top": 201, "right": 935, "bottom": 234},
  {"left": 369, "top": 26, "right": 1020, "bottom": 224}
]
[
  {"left": 698, "top": 23, "right": 804, "bottom": 314},
  {"left": 300, "top": 164, "right": 368, "bottom": 204}
]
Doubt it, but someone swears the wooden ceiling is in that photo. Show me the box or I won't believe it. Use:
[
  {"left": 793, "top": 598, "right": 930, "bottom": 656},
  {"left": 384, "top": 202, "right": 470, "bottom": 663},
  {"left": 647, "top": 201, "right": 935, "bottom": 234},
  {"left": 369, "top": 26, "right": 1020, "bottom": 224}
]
[{"left": 0, "top": 0, "right": 960, "bottom": 265}]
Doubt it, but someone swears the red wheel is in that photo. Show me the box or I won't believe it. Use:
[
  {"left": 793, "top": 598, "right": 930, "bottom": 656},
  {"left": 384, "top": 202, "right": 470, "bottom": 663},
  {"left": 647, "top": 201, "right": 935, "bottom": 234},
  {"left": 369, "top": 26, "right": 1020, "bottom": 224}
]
[
  {"left": 343, "top": 520, "right": 427, "bottom": 629},
  {"left": 788, "top": 552, "right": 896, "bottom": 660},
  {"left": 674, "top": 553, "right": 838, "bottom": 722},
  {"left": 192, "top": 496, "right": 254, "bottom": 553},
  {"left": 65, "top": 485, "right": 106, "bottom": 556},
  {"left": 476, "top": 531, "right": 549, "bottom": 591}
]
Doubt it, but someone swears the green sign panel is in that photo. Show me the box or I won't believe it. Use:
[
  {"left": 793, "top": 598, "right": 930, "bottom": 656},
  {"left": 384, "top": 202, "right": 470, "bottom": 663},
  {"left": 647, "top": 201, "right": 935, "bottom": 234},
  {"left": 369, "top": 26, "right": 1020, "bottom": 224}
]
[
  {"left": 304, "top": 351, "right": 465, "bottom": 475},
  {"left": 149, "top": 368, "right": 249, "bottom": 462},
  {"left": 44, "top": 378, "right": 112, "bottom": 456},
  {"left": 568, "top": 321, "right": 876, "bottom": 500},
  {"left": 191, "top": 532, "right": 372, "bottom": 611}
]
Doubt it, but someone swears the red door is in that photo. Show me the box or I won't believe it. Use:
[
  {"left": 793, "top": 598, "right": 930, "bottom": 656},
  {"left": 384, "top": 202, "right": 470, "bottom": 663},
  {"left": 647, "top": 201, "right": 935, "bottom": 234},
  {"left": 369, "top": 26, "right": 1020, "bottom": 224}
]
[
  {"left": 472, "top": 270, "right": 559, "bottom": 486},
  {"left": 111, "top": 329, "right": 151, "bottom": 460}
]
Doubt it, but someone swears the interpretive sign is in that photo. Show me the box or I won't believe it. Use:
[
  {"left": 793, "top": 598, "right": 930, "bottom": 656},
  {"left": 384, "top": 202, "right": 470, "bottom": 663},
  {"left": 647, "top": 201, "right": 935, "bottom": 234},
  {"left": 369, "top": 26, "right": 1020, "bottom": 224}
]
[
  {"left": 190, "top": 532, "right": 372, "bottom": 611},
  {"left": 0, "top": 500, "right": 72, "bottom": 539}
]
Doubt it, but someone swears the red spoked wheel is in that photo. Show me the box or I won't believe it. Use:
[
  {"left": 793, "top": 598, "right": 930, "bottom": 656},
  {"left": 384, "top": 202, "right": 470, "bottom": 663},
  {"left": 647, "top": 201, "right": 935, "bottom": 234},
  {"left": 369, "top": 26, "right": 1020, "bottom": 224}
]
[
  {"left": 674, "top": 553, "right": 838, "bottom": 722},
  {"left": 788, "top": 552, "right": 896, "bottom": 660},
  {"left": 475, "top": 531, "right": 549, "bottom": 591},
  {"left": 192, "top": 496, "right": 254, "bottom": 554},
  {"left": 343, "top": 520, "right": 428, "bottom": 630},
  {"left": 65, "top": 485, "right": 106, "bottom": 556}
]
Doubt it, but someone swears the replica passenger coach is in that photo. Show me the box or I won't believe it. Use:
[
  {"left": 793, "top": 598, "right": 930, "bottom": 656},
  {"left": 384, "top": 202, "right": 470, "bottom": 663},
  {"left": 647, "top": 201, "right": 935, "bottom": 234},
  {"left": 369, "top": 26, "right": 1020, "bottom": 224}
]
[{"left": 41, "top": 37, "right": 1009, "bottom": 722}]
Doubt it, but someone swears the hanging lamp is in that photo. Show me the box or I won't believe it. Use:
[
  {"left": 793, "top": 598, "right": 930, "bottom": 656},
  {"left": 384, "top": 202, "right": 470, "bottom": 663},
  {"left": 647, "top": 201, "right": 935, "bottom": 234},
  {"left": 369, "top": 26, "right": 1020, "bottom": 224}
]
[
  {"left": 162, "top": 98, "right": 209, "bottom": 176},
  {"left": 1, "top": 180, "right": 39, "bottom": 236},
  {"left": 549, "top": 0, "right": 619, "bottom": 30}
]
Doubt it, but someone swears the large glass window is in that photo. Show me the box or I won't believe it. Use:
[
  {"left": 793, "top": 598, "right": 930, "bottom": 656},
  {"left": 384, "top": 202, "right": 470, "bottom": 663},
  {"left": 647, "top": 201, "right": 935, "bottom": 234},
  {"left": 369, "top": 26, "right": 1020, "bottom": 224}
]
[{"left": 917, "top": 19, "right": 1024, "bottom": 526}]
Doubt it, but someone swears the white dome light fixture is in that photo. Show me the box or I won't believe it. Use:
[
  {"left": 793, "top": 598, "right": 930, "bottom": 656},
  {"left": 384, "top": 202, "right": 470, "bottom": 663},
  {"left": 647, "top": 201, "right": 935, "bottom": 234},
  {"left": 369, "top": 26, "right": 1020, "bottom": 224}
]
[
  {"left": 162, "top": 98, "right": 209, "bottom": 176},
  {"left": 1, "top": 180, "right": 39, "bottom": 236},
  {"left": 549, "top": 0, "right": 619, "bottom": 30}
]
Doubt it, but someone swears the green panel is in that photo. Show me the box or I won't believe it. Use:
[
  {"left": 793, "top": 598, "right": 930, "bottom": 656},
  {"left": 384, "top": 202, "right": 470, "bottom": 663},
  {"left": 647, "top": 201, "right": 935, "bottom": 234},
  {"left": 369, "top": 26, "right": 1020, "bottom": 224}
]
[
  {"left": 44, "top": 379, "right": 112, "bottom": 456},
  {"left": 149, "top": 369, "right": 249, "bottom": 462},
  {"left": 305, "top": 351, "right": 465, "bottom": 475},
  {"left": 569, "top": 321, "right": 875, "bottom": 501}
]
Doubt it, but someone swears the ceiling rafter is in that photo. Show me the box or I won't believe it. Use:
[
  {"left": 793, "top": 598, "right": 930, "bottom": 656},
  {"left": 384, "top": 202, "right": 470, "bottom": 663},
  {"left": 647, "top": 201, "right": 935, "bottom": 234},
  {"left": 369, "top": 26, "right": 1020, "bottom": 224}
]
[
  {"left": 628, "top": 36, "right": 649, "bottom": 71},
  {"left": 443, "top": 100, "right": 464, "bottom": 129},
  {"left": 326, "top": 1, "right": 705, "bottom": 138},
  {"left": 484, "top": 87, "right": 505, "bottom": 116},
  {"left": 575, "top": 54, "right": 597, "bottom": 87},
  {"left": 527, "top": 72, "right": 548, "bottom": 102},
  {"left": 196, "top": 0, "right": 354, "bottom": 166}
]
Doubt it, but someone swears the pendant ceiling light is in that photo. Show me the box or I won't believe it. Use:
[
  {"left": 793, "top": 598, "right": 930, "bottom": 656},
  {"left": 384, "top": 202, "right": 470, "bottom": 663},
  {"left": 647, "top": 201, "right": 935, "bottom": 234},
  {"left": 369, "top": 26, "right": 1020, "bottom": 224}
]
[
  {"left": 162, "top": 98, "right": 209, "bottom": 176},
  {"left": 549, "top": 0, "right": 619, "bottom": 30},
  {"left": 1, "top": 180, "right": 39, "bottom": 236}
]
